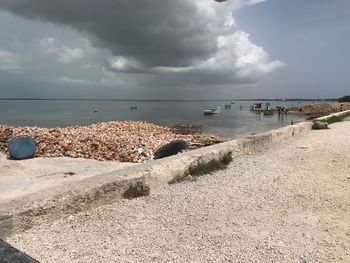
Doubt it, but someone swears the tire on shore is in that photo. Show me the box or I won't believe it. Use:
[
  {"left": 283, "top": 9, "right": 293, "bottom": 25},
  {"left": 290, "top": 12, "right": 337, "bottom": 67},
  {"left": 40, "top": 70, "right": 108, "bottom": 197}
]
[{"left": 153, "top": 139, "right": 190, "bottom": 159}]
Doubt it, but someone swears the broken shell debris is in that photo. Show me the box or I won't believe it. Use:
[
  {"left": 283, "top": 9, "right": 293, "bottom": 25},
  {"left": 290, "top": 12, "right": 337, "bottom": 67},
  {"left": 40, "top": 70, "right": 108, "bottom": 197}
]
[
  {"left": 288, "top": 102, "right": 350, "bottom": 116},
  {"left": 0, "top": 121, "right": 226, "bottom": 163}
]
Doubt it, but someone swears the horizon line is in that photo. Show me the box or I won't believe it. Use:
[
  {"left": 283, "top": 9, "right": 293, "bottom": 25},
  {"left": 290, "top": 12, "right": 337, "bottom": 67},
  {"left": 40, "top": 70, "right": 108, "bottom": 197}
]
[{"left": 0, "top": 98, "right": 338, "bottom": 102}]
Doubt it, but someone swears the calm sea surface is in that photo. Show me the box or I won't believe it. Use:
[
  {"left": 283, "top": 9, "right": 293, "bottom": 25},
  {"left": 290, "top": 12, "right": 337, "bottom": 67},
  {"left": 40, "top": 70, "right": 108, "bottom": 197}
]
[{"left": 0, "top": 100, "right": 316, "bottom": 139}]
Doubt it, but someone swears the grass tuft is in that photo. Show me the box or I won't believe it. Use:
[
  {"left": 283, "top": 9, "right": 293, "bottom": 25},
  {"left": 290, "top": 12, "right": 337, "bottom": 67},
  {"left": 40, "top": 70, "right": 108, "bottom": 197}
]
[
  {"left": 170, "top": 152, "right": 233, "bottom": 184},
  {"left": 123, "top": 181, "right": 150, "bottom": 199}
]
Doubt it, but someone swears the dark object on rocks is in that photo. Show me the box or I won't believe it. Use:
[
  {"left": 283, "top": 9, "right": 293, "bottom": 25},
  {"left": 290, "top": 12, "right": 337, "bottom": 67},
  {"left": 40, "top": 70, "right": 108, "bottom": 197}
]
[
  {"left": 154, "top": 139, "right": 190, "bottom": 159},
  {"left": 312, "top": 120, "right": 328, "bottom": 130},
  {"left": 8, "top": 136, "right": 36, "bottom": 160},
  {"left": 0, "top": 239, "right": 39, "bottom": 263}
]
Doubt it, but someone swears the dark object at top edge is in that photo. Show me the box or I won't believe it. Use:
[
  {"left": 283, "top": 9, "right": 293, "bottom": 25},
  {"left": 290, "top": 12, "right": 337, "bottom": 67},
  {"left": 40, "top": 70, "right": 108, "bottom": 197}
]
[{"left": 0, "top": 239, "right": 39, "bottom": 263}]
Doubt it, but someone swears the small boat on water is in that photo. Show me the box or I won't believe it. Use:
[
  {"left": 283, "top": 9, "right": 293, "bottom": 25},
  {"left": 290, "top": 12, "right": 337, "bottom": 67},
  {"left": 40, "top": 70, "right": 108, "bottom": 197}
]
[
  {"left": 130, "top": 106, "right": 138, "bottom": 110},
  {"left": 203, "top": 106, "right": 221, "bottom": 115},
  {"left": 250, "top": 102, "right": 262, "bottom": 112}
]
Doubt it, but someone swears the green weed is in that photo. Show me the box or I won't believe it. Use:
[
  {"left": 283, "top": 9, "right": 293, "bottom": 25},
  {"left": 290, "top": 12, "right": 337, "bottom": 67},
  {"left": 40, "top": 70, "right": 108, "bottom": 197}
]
[{"left": 170, "top": 152, "right": 233, "bottom": 184}]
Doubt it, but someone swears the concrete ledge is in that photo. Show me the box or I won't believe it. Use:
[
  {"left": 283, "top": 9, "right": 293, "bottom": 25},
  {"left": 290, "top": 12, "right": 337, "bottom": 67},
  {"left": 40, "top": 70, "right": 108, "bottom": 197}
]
[
  {"left": 315, "top": 109, "right": 350, "bottom": 121},
  {"left": 0, "top": 121, "right": 313, "bottom": 238}
]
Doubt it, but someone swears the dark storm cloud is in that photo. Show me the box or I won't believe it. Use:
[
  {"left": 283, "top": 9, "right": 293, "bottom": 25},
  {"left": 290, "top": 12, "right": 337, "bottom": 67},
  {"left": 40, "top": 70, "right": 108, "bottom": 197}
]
[
  {"left": 0, "top": 0, "right": 284, "bottom": 87},
  {"left": 0, "top": 0, "right": 219, "bottom": 67}
]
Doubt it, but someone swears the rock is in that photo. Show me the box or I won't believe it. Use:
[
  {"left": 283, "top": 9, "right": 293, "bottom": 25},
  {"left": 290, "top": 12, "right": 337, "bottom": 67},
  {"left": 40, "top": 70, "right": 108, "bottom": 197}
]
[
  {"left": 153, "top": 139, "right": 190, "bottom": 159},
  {"left": 8, "top": 136, "right": 37, "bottom": 160},
  {"left": 312, "top": 120, "right": 328, "bottom": 130}
]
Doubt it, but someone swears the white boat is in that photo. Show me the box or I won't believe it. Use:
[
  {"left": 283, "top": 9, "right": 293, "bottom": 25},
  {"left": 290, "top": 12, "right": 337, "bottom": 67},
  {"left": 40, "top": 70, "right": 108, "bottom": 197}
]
[{"left": 203, "top": 106, "right": 221, "bottom": 115}]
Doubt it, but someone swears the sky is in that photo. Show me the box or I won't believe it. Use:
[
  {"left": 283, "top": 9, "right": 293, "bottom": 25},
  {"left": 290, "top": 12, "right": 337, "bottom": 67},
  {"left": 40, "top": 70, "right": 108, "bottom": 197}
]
[{"left": 0, "top": 0, "right": 348, "bottom": 100}]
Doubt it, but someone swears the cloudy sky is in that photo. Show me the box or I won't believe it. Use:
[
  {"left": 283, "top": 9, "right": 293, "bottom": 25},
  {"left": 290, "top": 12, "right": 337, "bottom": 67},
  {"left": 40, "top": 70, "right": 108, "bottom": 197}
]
[{"left": 0, "top": 0, "right": 348, "bottom": 99}]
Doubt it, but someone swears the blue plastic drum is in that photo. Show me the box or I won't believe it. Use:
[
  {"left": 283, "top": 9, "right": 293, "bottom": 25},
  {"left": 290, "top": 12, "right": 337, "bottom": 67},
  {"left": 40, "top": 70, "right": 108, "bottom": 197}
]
[{"left": 8, "top": 136, "right": 36, "bottom": 160}]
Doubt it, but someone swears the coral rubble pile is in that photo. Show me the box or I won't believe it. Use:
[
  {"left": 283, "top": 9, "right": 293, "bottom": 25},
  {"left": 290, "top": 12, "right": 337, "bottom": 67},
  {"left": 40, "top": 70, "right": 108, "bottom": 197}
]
[
  {"left": 288, "top": 102, "right": 350, "bottom": 116},
  {"left": 0, "top": 121, "right": 226, "bottom": 163}
]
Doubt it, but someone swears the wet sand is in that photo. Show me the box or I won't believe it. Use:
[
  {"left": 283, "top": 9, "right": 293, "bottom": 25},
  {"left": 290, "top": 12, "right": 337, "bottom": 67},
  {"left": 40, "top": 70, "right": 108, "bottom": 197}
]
[{"left": 6, "top": 120, "right": 350, "bottom": 262}]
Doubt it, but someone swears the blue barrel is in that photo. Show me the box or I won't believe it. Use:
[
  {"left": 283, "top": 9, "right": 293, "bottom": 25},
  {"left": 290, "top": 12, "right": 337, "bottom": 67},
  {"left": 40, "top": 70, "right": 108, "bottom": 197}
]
[{"left": 8, "top": 136, "right": 36, "bottom": 160}]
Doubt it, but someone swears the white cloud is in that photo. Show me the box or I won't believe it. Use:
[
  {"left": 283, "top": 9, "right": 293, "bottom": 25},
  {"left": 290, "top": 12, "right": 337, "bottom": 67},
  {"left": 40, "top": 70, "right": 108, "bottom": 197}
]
[
  {"left": 0, "top": 50, "right": 28, "bottom": 72},
  {"left": 108, "top": 56, "right": 144, "bottom": 72},
  {"left": 57, "top": 76, "right": 91, "bottom": 85},
  {"left": 39, "top": 37, "right": 84, "bottom": 64},
  {"left": 107, "top": 7, "right": 286, "bottom": 85}
]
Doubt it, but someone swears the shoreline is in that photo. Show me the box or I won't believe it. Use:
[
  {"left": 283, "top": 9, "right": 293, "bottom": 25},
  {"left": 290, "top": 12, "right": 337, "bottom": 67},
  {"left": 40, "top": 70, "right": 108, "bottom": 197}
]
[
  {"left": 0, "top": 102, "right": 348, "bottom": 163},
  {"left": 4, "top": 113, "right": 350, "bottom": 262}
]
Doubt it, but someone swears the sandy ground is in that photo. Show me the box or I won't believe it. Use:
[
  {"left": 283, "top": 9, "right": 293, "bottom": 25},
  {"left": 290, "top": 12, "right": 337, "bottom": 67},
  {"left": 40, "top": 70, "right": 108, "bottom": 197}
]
[{"left": 6, "top": 120, "right": 350, "bottom": 263}]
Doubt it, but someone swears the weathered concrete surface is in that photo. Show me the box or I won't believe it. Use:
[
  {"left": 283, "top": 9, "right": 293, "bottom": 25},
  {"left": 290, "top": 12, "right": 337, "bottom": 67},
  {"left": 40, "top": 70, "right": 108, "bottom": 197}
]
[
  {"left": 316, "top": 109, "right": 350, "bottom": 121},
  {"left": 0, "top": 157, "right": 137, "bottom": 203},
  {"left": 0, "top": 121, "right": 312, "bottom": 238}
]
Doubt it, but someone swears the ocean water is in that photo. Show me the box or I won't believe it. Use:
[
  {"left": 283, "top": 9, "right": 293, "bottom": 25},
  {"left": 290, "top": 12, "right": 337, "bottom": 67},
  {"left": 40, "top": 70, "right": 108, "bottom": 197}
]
[{"left": 0, "top": 100, "right": 314, "bottom": 139}]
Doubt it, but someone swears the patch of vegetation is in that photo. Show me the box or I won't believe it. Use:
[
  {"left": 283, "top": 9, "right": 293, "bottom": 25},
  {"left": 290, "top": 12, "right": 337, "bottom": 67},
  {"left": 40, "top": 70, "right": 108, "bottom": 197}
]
[
  {"left": 338, "top": 95, "right": 350, "bottom": 102},
  {"left": 326, "top": 111, "right": 350, "bottom": 124},
  {"left": 170, "top": 152, "right": 233, "bottom": 184},
  {"left": 325, "top": 111, "right": 350, "bottom": 124},
  {"left": 123, "top": 181, "right": 150, "bottom": 199}
]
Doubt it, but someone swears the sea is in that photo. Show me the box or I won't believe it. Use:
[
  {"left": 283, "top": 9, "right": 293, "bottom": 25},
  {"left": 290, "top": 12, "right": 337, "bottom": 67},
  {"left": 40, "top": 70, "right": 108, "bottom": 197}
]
[{"left": 0, "top": 100, "right": 319, "bottom": 139}]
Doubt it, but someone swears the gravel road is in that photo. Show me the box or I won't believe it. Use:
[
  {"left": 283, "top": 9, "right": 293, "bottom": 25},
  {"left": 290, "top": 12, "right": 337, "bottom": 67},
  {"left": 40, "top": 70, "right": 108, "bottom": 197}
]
[{"left": 7, "top": 121, "right": 350, "bottom": 263}]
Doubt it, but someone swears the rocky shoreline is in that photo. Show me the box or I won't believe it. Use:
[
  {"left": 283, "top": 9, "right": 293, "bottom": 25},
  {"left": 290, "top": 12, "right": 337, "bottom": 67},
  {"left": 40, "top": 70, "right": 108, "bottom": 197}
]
[
  {"left": 1, "top": 103, "right": 347, "bottom": 163},
  {"left": 288, "top": 102, "right": 350, "bottom": 117},
  {"left": 0, "top": 121, "right": 226, "bottom": 163}
]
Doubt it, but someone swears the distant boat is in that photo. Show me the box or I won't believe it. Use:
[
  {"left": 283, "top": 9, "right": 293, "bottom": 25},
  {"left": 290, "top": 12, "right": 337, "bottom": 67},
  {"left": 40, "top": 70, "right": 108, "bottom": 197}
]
[
  {"left": 130, "top": 106, "right": 138, "bottom": 110},
  {"left": 250, "top": 102, "right": 262, "bottom": 111},
  {"left": 203, "top": 106, "right": 221, "bottom": 115}
]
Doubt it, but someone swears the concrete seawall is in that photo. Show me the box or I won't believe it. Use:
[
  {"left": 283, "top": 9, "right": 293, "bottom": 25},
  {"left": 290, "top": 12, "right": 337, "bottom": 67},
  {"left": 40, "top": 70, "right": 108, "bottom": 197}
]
[
  {"left": 0, "top": 121, "right": 313, "bottom": 237},
  {"left": 315, "top": 109, "right": 350, "bottom": 121}
]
